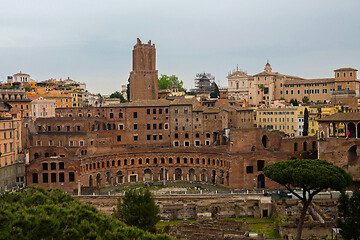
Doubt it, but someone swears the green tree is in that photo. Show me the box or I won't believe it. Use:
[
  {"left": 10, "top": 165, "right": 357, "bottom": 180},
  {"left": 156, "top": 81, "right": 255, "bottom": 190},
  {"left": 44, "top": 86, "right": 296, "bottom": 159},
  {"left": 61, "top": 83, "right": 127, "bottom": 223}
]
[
  {"left": 158, "top": 75, "right": 184, "bottom": 91},
  {"left": 110, "top": 91, "right": 126, "bottom": 103},
  {"left": 114, "top": 189, "right": 160, "bottom": 233},
  {"left": 210, "top": 82, "right": 220, "bottom": 98},
  {"left": 302, "top": 96, "right": 309, "bottom": 103},
  {"left": 263, "top": 159, "right": 352, "bottom": 240},
  {"left": 127, "top": 76, "right": 130, "bottom": 101},
  {"left": 290, "top": 99, "right": 299, "bottom": 106},
  {"left": 0, "top": 186, "right": 171, "bottom": 240},
  {"left": 303, "top": 107, "right": 309, "bottom": 136},
  {"left": 337, "top": 189, "right": 360, "bottom": 240}
]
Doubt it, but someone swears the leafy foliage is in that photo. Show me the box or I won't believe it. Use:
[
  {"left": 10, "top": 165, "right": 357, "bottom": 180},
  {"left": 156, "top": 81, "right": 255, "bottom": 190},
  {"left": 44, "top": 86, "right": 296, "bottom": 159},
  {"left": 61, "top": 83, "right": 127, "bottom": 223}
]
[
  {"left": 210, "top": 82, "right": 220, "bottom": 98},
  {"left": 0, "top": 186, "right": 171, "bottom": 240},
  {"left": 109, "top": 91, "right": 127, "bottom": 103},
  {"left": 302, "top": 96, "right": 309, "bottom": 103},
  {"left": 158, "top": 75, "right": 184, "bottom": 91},
  {"left": 290, "top": 99, "right": 299, "bottom": 106},
  {"left": 337, "top": 189, "right": 360, "bottom": 240},
  {"left": 263, "top": 159, "right": 352, "bottom": 240},
  {"left": 114, "top": 189, "right": 160, "bottom": 233}
]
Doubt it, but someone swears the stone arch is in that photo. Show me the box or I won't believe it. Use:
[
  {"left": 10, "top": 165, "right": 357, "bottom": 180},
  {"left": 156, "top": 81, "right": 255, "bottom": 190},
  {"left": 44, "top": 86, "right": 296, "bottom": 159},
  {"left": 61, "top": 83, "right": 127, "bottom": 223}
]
[
  {"left": 257, "top": 174, "right": 265, "bottom": 188},
  {"left": 96, "top": 173, "right": 101, "bottom": 186},
  {"left": 106, "top": 172, "right": 111, "bottom": 185},
  {"left": 189, "top": 168, "right": 196, "bottom": 181},
  {"left": 348, "top": 145, "right": 358, "bottom": 165},
  {"left": 201, "top": 169, "right": 207, "bottom": 182},
  {"left": 219, "top": 170, "right": 224, "bottom": 184},
  {"left": 116, "top": 171, "right": 124, "bottom": 184},
  {"left": 159, "top": 168, "right": 168, "bottom": 180},
  {"left": 143, "top": 169, "right": 152, "bottom": 182},
  {"left": 261, "top": 135, "right": 268, "bottom": 148},
  {"left": 175, "top": 168, "right": 182, "bottom": 180},
  {"left": 211, "top": 170, "right": 216, "bottom": 184},
  {"left": 89, "top": 175, "right": 93, "bottom": 187},
  {"left": 348, "top": 122, "right": 356, "bottom": 138}
]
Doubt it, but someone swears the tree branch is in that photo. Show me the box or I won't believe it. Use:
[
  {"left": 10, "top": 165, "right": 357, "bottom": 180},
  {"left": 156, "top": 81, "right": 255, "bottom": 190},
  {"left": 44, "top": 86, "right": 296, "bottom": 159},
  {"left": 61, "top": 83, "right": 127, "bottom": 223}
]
[{"left": 284, "top": 184, "right": 303, "bottom": 200}]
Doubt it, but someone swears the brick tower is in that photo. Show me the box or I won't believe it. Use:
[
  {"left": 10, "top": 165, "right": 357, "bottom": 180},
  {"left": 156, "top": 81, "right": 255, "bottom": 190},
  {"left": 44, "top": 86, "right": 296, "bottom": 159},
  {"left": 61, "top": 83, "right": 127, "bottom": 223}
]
[{"left": 129, "top": 38, "right": 158, "bottom": 101}]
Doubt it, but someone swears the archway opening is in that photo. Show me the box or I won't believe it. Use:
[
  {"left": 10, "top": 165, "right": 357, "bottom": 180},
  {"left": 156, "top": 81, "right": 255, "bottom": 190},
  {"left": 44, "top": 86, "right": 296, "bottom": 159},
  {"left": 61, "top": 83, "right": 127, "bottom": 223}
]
[
  {"left": 211, "top": 170, "right": 216, "bottom": 184},
  {"left": 257, "top": 174, "right": 265, "bottom": 188},
  {"left": 116, "top": 171, "right": 123, "bottom": 184},
  {"left": 201, "top": 169, "right": 207, "bottom": 182},
  {"left": 89, "top": 175, "right": 93, "bottom": 187},
  {"left": 303, "top": 142, "right": 307, "bottom": 151},
  {"left": 189, "top": 169, "right": 196, "bottom": 181},
  {"left": 175, "top": 168, "right": 182, "bottom": 180},
  {"left": 262, "top": 135, "right": 268, "bottom": 148},
  {"left": 106, "top": 172, "right": 111, "bottom": 185},
  {"left": 143, "top": 169, "right": 152, "bottom": 182},
  {"left": 348, "top": 123, "right": 356, "bottom": 138},
  {"left": 159, "top": 168, "right": 168, "bottom": 181},
  {"left": 348, "top": 145, "right": 358, "bottom": 165},
  {"left": 96, "top": 173, "right": 101, "bottom": 187}
]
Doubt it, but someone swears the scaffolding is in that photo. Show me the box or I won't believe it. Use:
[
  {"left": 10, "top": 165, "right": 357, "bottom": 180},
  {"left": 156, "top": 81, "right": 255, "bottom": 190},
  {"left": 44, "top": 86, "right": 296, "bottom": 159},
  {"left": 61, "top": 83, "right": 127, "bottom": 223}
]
[{"left": 195, "top": 73, "right": 215, "bottom": 94}]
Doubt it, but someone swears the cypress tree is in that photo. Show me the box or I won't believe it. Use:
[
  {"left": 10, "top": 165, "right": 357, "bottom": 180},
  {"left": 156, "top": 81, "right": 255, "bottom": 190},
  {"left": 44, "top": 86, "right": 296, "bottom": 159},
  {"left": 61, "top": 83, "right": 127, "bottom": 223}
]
[{"left": 303, "top": 107, "right": 309, "bottom": 136}]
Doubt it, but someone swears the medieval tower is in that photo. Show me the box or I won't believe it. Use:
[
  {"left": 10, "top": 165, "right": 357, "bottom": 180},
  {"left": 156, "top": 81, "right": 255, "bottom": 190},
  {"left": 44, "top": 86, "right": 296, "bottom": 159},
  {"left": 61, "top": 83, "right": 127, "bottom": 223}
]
[{"left": 129, "top": 38, "right": 158, "bottom": 101}]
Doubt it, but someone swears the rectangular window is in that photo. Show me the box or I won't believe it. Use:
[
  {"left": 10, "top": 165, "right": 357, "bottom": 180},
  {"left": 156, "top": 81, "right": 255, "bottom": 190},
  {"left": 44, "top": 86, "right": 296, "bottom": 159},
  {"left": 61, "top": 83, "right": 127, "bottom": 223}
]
[
  {"left": 133, "top": 112, "right": 137, "bottom": 118},
  {"left": 51, "top": 173, "right": 57, "bottom": 183},
  {"left": 159, "top": 109, "right": 163, "bottom": 114},
  {"left": 134, "top": 135, "right": 138, "bottom": 141},
  {"left": 153, "top": 124, "right": 156, "bottom": 130},
  {"left": 159, "top": 134, "right": 163, "bottom": 140},
  {"left": 32, "top": 173, "right": 38, "bottom": 183},
  {"left": 69, "top": 172, "right": 75, "bottom": 182},
  {"left": 118, "top": 124, "right": 124, "bottom": 130},
  {"left": 133, "top": 124, "right": 138, "bottom": 129},
  {"left": 147, "top": 124, "right": 151, "bottom": 130},
  {"left": 159, "top": 123, "right": 163, "bottom": 129},
  {"left": 59, "top": 173, "right": 65, "bottom": 182},
  {"left": 174, "top": 141, "right": 179, "bottom": 147},
  {"left": 257, "top": 160, "right": 265, "bottom": 171},
  {"left": 42, "top": 163, "right": 48, "bottom": 170},
  {"left": 164, "top": 124, "right": 169, "bottom": 130},
  {"left": 117, "top": 135, "right": 121, "bottom": 142},
  {"left": 51, "top": 162, "right": 56, "bottom": 170},
  {"left": 119, "top": 113, "right": 123, "bottom": 118},
  {"left": 174, "top": 133, "right": 178, "bottom": 139},
  {"left": 59, "top": 162, "right": 64, "bottom": 169},
  {"left": 69, "top": 141, "right": 74, "bottom": 147},
  {"left": 153, "top": 135, "right": 157, "bottom": 140},
  {"left": 246, "top": 166, "right": 254, "bottom": 173},
  {"left": 153, "top": 109, "right": 156, "bottom": 114},
  {"left": 42, "top": 173, "right": 48, "bottom": 183},
  {"left": 147, "top": 109, "right": 150, "bottom": 114},
  {"left": 147, "top": 135, "right": 151, "bottom": 140},
  {"left": 184, "top": 141, "right": 190, "bottom": 146},
  {"left": 79, "top": 141, "right": 84, "bottom": 146}
]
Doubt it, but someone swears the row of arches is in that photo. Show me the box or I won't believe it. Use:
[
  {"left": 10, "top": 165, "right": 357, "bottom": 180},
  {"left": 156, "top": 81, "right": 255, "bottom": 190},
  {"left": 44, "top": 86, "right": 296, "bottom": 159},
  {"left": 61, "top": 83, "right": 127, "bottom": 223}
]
[
  {"left": 294, "top": 141, "right": 316, "bottom": 152},
  {"left": 81, "top": 156, "right": 230, "bottom": 173},
  {"left": 86, "top": 167, "right": 230, "bottom": 187}
]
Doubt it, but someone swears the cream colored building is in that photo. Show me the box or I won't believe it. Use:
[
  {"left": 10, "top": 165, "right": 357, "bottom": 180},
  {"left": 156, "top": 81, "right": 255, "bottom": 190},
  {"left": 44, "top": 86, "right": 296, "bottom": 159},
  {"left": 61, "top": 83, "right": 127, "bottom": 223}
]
[{"left": 227, "top": 68, "right": 252, "bottom": 101}]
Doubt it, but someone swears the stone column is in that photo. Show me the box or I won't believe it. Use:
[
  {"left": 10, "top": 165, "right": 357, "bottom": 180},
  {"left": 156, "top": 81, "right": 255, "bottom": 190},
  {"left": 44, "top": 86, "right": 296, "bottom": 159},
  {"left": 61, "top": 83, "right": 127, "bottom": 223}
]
[{"left": 77, "top": 180, "right": 81, "bottom": 196}]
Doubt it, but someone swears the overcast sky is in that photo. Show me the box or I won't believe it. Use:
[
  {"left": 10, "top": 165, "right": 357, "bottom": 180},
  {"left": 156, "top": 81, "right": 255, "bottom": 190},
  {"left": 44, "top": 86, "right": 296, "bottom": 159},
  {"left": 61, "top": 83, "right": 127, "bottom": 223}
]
[{"left": 0, "top": 0, "right": 359, "bottom": 94}]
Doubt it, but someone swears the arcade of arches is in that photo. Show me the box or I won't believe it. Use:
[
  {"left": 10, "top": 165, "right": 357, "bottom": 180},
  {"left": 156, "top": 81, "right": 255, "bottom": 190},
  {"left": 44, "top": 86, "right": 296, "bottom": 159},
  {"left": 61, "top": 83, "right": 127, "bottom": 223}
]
[{"left": 82, "top": 155, "right": 231, "bottom": 188}]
